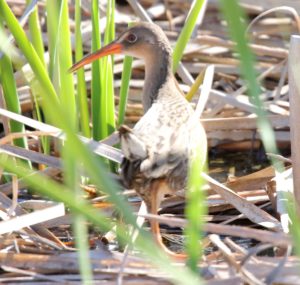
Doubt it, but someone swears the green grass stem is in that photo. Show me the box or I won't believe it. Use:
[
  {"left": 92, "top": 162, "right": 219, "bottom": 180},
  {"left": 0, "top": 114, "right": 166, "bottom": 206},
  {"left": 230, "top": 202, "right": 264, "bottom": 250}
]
[
  {"left": 172, "top": 0, "right": 206, "bottom": 72},
  {"left": 219, "top": 0, "right": 281, "bottom": 166},
  {"left": 0, "top": 52, "right": 27, "bottom": 148},
  {"left": 91, "top": 0, "right": 103, "bottom": 140},
  {"left": 75, "top": 0, "right": 91, "bottom": 137}
]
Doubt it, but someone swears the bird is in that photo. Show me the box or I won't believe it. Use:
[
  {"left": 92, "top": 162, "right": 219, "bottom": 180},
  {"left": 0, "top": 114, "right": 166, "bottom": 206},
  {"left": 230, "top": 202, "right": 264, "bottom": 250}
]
[{"left": 70, "top": 22, "right": 207, "bottom": 259}]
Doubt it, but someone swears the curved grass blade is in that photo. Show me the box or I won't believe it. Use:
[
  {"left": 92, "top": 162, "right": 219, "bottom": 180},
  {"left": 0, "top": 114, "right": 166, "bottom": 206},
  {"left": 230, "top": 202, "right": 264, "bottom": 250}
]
[
  {"left": 218, "top": 0, "right": 282, "bottom": 169},
  {"left": 172, "top": 0, "right": 206, "bottom": 72}
]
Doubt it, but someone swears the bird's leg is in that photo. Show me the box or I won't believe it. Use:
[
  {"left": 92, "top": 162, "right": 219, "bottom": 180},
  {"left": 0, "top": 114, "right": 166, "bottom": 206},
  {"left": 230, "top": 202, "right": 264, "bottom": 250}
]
[{"left": 150, "top": 183, "right": 187, "bottom": 261}]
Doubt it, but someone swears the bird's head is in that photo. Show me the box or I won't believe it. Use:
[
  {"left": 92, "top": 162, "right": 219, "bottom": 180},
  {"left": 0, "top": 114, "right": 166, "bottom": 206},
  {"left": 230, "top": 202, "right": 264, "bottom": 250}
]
[{"left": 69, "top": 22, "right": 172, "bottom": 72}]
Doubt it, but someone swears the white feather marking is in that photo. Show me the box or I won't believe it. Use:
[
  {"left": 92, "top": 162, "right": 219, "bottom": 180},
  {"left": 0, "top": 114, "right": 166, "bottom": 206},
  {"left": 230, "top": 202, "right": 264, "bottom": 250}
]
[{"left": 120, "top": 131, "right": 147, "bottom": 160}]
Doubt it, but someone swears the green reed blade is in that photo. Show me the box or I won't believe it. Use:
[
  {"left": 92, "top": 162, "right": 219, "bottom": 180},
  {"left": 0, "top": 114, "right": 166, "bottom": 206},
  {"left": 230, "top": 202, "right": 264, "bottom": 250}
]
[
  {"left": 218, "top": 0, "right": 281, "bottom": 165},
  {"left": 57, "top": 0, "right": 76, "bottom": 129},
  {"left": 118, "top": 22, "right": 133, "bottom": 126},
  {"left": 26, "top": 0, "right": 49, "bottom": 153},
  {"left": 75, "top": 0, "right": 91, "bottom": 137},
  {"left": 91, "top": 0, "right": 103, "bottom": 140},
  {"left": 0, "top": 50, "right": 27, "bottom": 149},
  {"left": 173, "top": 0, "right": 206, "bottom": 72},
  {"left": 118, "top": 55, "right": 133, "bottom": 126},
  {"left": 185, "top": 145, "right": 207, "bottom": 273},
  {"left": 46, "top": 0, "right": 59, "bottom": 80}
]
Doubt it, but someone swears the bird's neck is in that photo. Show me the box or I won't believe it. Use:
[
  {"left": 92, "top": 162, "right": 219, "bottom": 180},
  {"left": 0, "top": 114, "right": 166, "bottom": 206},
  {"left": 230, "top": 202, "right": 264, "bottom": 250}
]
[{"left": 142, "top": 51, "right": 172, "bottom": 112}]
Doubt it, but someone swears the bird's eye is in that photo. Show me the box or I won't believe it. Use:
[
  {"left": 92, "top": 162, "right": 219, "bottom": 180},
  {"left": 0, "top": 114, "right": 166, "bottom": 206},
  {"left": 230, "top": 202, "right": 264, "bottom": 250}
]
[{"left": 126, "top": 33, "right": 137, "bottom": 43}]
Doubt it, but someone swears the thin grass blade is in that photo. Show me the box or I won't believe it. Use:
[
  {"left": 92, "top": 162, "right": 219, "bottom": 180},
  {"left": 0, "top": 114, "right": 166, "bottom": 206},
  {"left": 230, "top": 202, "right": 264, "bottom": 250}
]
[
  {"left": 185, "top": 67, "right": 206, "bottom": 102},
  {"left": 75, "top": 0, "right": 90, "bottom": 137},
  {"left": 101, "top": 0, "right": 116, "bottom": 138},
  {"left": 173, "top": 0, "right": 206, "bottom": 72},
  {"left": 91, "top": 0, "right": 103, "bottom": 140},
  {"left": 0, "top": 52, "right": 27, "bottom": 149},
  {"left": 185, "top": 145, "right": 207, "bottom": 273},
  {"left": 56, "top": 0, "right": 76, "bottom": 129},
  {"left": 56, "top": 2, "right": 90, "bottom": 281},
  {"left": 46, "top": 0, "right": 59, "bottom": 81},
  {"left": 25, "top": 0, "right": 49, "bottom": 153},
  {"left": 73, "top": 214, "right": 93, "bottom": 283},
  {"left": 0, "top": 16, "right": 27, "bottom": 152},
  {"left": 118, "top": 55, "right": 133, "bottom": 126},
  {"left": 118, "top": 23, "right": 133, "bottom": 126},
  {"left": 26, "top": 0, "right": 45, "bottom": 66},
  {"left": 218, "top": 0, "right": 281, "bottom": 166},
  {"left": 63, "top": 141, "right": 93, "bottom": 283}
]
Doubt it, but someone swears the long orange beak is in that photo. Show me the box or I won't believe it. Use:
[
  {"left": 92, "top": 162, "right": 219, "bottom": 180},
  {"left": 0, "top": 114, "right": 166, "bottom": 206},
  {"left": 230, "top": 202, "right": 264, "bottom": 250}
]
[{"left": 69, "top": 42, "right": 123, "bottom": 73}]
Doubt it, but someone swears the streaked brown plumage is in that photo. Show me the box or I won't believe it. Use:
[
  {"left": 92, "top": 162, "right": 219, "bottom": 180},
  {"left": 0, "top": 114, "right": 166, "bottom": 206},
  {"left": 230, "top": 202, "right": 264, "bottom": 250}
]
[{"left": 70, "top": 22, "right": 207, "bottom": 259}]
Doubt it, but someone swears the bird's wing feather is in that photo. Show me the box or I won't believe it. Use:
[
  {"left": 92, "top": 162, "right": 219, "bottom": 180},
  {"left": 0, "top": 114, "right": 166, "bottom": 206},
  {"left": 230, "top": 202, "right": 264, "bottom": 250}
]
[
  {"left": 119, "top": 126, "right": 148, "bottom": 160},
  {"left": 133, "top": 100, "right": 203, "bottom": 179}
]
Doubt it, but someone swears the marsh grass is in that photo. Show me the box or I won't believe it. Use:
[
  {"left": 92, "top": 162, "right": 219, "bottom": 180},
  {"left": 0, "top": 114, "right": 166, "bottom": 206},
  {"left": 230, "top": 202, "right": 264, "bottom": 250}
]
[
  {"left": 0, "top": 1, "right": 208, "bottom": 283},
  {"left": 0, "top": 0, "right": 295, "bottom": 284}
]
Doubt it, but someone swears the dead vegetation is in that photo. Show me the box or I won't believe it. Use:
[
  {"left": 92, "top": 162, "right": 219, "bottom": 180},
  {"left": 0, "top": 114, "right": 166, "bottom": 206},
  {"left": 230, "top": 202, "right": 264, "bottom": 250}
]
[{"left": 0, "top": 0, "right": 299, "bottom": 284}]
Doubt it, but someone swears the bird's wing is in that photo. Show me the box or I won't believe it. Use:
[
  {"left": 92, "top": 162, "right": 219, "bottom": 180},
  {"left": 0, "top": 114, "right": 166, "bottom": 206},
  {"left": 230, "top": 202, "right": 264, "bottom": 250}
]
[
  {"left": 119, "top": 125, "right": 148, "bottom": 161},
  {"left": 132, "top": 101, "right": 203, "bottom": 179}
]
